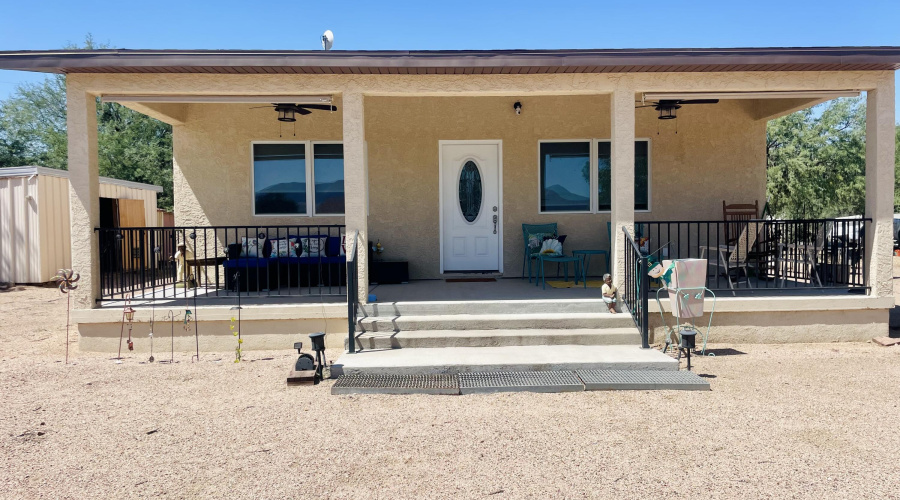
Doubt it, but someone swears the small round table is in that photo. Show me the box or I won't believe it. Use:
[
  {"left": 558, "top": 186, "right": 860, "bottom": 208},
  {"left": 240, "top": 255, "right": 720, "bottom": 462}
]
[
  {"left": 536, "top": 254, "right": 585, "bottom": 290},
  {"left": 571, "top": 249, "right": 609, "bottom": 279}
]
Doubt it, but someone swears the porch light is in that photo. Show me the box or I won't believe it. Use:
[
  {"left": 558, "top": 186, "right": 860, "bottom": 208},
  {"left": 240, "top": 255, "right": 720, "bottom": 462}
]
[
  {"left": 277, "top": 106, "right": 296, "bottom": 122},
  {"left": 658, "top": 107, "right": 676, "bottom": 120},
  {"left": 513, "top": 101, "right": 522, "bottom": 115},
  {"left": 123, "top": 306, "right": 136, "bottom": 323}
]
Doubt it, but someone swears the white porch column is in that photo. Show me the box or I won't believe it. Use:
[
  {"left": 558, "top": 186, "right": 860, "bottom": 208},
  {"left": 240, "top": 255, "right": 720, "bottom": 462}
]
[
  {"left": 865, "top": 75, "right": 895, "bottom": 299},
  {"left": 610, "top": 84, "right": 636, "bottom": 287},
  {"left": 66, "top": 83, "right": 100, "bottom": 309},
  {"left": 342, "top": 91, "right": 369, "bottom": 302}
]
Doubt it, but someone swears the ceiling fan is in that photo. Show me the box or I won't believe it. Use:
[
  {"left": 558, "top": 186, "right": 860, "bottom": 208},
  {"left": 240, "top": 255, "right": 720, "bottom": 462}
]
[
  {"left": 636, "top": 99, "right": 719, "bottom": 120},
  {"left": 251, "top": 103, "right": 338, "bottom": 122}
]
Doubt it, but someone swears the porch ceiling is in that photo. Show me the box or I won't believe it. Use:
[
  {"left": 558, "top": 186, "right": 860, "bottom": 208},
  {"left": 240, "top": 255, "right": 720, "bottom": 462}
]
[{"left": 2, "top": 46, "right": 900, "bottom": 75}]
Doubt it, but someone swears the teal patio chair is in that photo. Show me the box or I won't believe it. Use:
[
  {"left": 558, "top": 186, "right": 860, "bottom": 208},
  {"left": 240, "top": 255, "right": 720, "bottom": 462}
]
[{"left": 522, "top": 223, "right": 558, "bottom": 282}]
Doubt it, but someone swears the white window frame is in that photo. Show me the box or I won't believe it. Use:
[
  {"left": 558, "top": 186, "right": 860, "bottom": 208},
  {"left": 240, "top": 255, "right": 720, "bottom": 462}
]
[
  {"left": 309, "top": 140, "right": 346, "bottom": 216},
  {"left": 537, "top": 138, "right": 651, "bottom": 214},
  {"left": 536, "top": 139, "right": 594, "bottom": 214},
  {"left": 596, "top": 138, "right": 652, "bottom": 213},
  {"left": 250, "top": 140, "right": 345, "bottom": 217}
]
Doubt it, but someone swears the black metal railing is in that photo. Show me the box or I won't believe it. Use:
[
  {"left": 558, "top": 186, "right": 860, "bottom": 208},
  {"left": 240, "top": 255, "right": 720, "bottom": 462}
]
[
  {"left": 346, "top": 230, "right": 360, "bottom": 353},
  {"left": 634, "top": 218, "right": 870, "bottom": 293},
  {"left": 96, "top": 225, "right": 347, "bottom": 301},
  {"left": 623, "top": 227, "right": 650, "bottom": 348}
]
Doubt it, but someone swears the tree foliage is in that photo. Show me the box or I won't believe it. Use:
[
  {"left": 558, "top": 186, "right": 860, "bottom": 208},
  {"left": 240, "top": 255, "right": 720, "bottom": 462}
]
[
  {"left": 766, "top": 97, "right": 869, "bottom": 219},
  {"left": 0, "top": 38, "right": 173, "bottom": 210}
]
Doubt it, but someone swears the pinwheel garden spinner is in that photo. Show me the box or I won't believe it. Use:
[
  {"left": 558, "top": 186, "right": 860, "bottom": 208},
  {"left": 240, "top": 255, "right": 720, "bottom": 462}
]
[{"left": 51, "top": 269, "right": 79, "bottom": 364}]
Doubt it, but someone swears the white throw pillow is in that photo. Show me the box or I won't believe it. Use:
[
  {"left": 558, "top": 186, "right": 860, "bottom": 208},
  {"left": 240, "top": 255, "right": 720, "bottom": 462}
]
[
  {"left": 240, "top": 236, "right": 266, "bottom": 258},
  {"left": 269, "top": 238, "right": 296, "bottom": 258},
  {"left": 298, "top": 236, "right": 327, "bottom": 258},
  {"left": 539, "top": 238, "right": 563, "bottom": 257}
]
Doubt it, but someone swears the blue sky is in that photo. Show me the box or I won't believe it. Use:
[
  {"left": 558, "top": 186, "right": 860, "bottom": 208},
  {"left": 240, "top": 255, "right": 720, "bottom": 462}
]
[{"left": 1, "top": 0, "right": 899, "bottom": 117}]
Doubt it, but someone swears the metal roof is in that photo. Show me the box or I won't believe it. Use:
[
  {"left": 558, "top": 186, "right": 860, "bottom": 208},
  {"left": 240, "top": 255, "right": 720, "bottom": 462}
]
[
  {"left": 1, "top": 47, "right": 899, "bottom": 75},
  {"left": 0, "top": 166, "right": 164, "bottom": 192}
]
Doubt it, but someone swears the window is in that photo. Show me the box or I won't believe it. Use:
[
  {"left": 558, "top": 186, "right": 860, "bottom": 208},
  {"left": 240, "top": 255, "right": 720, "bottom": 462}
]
[
  {"left": 253, "top": 143, "right": 307, "bottom": 215},
  {"left": 312, "top": 144, "right": 345, "bottom": 215},
  {"left": 252, "top": 142, "right": 344, "bottom": 216},
  {"left": 539, "top": 139, "right": 650, "bottom": 213},
  {"left": 597, "top": 140, "right": 650, "bottom": 211},
  {"left": 458, "top": 160, "right": 483, "bottom": 223},
  {"left": 539, "top": 141, "right": 591, "bottom": 212}
]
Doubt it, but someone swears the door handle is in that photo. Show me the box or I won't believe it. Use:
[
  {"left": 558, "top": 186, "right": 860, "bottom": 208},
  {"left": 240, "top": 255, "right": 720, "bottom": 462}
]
[{"left": 493, "top": 214, "right": 498, "bottom": 234}]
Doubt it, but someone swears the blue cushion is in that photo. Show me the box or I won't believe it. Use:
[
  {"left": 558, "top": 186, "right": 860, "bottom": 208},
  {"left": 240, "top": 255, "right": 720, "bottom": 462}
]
[
  {"left": 275, "top": 256, "right": 346, "bottom": 265},
  {"left": 224, "top": 258, "right": 269, "bottom": 269},
  {"left": 327, "top": 236, "right": 342, "bottom": 257}
]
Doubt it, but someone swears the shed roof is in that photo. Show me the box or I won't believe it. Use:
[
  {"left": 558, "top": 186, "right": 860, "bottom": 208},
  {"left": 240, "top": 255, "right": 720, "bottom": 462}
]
[
  {"left": 0, "top": 166, "right": 164, "bottom": 193},
  {"left": 1, "top": 46, "right": 899, "bottom": 75}
]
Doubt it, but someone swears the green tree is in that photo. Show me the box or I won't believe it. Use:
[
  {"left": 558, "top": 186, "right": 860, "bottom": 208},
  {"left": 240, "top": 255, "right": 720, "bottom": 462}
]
[
  {"left": 766, "top": 97, "right": 867, "bottom": 219},
  {"left": 0, "top": 37, "right": 173, "bottom": 210},
  {"left": 0, "top": 74, "right": 67, "bottom": 168}
]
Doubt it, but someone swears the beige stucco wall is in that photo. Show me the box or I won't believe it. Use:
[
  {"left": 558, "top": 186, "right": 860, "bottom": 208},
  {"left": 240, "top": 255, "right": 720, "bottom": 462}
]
[
  {"left": 170, "top": 95, "right": 765, "bottom": 279},
  {"left": 172, "top": 98, "right": 345, "bottom": 228},
  {"left": 367, "top": 95, "right": 765, "bottom": 279},
  {"left": 650, "top": 308, "right": 889, "bottom": 344}
]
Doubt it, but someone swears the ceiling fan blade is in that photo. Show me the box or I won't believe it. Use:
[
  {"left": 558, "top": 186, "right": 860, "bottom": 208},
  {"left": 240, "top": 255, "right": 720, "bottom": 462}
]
[
  {"left": 678, "top": 99, "right": 719, "bottom": 104},
  {"left": 249, "top": 105, "right": 274, "bottom": 109},
  {"left": 296, "top": 107, "right": 312, "bottom": 115},
  {"left": 297, "top": 104, "right": 338, "bottom": 111},
  {"left": 635, "top": 104, "right": 657, "bottom": 108}
]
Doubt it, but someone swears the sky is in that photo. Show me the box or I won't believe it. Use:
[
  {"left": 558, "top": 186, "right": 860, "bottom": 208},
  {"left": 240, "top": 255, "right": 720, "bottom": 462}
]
[{"left": 1, "top": 0, "right": 899, "bottom": 117}]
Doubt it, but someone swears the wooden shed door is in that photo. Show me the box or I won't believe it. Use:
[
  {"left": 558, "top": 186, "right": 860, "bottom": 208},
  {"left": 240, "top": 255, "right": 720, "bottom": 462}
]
[{"left": 117, "top": 199, "right": 146, "bottom": 271}]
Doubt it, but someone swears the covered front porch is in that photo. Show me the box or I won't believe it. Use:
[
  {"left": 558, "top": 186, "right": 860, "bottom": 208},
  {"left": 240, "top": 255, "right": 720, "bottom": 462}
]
[{"left": 34, "top": 48, "right": 892, "bottom": 351}]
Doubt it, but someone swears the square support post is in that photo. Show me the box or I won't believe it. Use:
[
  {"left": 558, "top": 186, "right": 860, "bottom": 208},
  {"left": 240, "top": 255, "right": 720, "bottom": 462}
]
[
  {"left": 342, "top": 91, "right": 369, "bottom": 303},
  {"left": 865, "top": 74, "right": 895, "bottom": 299},
  {"left": 610, "top": 84, "right": 636, "bottom": 289},
  {"left": 67, "top": 83, "right": 100, "bottom": 309}
]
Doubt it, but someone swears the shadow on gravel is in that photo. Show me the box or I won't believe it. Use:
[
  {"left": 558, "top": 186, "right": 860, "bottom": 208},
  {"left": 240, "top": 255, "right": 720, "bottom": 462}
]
[{"left": 703, "top": 348, "right": 746, "bottom": 356}]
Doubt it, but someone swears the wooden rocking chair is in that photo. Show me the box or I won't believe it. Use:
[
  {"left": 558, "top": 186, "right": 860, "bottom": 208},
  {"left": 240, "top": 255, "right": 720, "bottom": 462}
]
[{"left": 723, "top": 200, "right": 759, "bottom": 246}]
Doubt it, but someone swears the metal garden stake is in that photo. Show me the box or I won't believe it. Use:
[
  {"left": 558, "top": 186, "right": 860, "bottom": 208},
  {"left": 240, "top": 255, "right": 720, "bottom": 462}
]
[{"left": 51, "top": 269, "right": 79, "bottom": 364}]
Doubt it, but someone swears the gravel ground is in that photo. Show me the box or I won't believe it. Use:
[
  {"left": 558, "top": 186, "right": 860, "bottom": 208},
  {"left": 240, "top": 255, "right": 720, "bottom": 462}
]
[{"left": 1, "top": 285, "right": 900, "bottom": 499}]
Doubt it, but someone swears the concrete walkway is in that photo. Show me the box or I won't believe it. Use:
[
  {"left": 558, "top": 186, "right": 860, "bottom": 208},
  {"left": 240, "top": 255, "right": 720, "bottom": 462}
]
[{"left": 332, "top": 345, "right": 678, "bottom": 376}]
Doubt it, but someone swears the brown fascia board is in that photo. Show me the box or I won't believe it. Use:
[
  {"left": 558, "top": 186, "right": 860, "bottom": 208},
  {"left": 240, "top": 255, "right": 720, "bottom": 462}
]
[{"left": 0, "top": 46, "right": 899, "bottom": 73}]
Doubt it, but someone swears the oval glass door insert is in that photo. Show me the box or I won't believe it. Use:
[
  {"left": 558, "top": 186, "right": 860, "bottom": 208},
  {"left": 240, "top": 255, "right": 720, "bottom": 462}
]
[{"left": 458, "top": 161, "right": 483, "bottom": 223}]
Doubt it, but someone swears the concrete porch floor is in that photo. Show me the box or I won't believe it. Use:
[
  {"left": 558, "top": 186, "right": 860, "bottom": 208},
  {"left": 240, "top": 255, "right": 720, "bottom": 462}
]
[
  {"left": 370, "top": 277, "right": 604, "bottom": 302},
  {"left": 102, "top": 276, "right": 859, "bottom": 308}
]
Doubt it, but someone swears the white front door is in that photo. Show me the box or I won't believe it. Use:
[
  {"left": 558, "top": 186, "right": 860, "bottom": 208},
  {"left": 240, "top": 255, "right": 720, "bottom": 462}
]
[{"left": 440, "top": 141, "right": 502, "bottom": 272}]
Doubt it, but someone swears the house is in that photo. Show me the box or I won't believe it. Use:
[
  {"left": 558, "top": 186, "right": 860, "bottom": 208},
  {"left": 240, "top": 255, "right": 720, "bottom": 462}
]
[
  {"left": 0, "top": 166, "right": 164, "bottom": 284},
  {"left": 0, "top": 46, "right": 895, "bottom": 359}
]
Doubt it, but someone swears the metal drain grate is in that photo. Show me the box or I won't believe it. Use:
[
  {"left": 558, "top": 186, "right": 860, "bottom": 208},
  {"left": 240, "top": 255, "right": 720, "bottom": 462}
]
[
  {"left": 576, "top": 369, "right": 710, "bottom": 391},
  {"left": 331, "top": 374, "right": 460, "bottom": 395},
  {"left": 458, "top": 371, "right": 584, "bottom": 394}
]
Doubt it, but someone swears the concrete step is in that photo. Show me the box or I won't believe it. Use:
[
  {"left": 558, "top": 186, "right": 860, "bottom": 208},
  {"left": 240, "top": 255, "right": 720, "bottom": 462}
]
[
  {"left": 332, "top": 345, "right": 678, "bottom": 376},
  {"left": 348, "top": 328, "right": 641, "bottom": 350},
  {"left": 359, "top": 299, "right": 609, "bottom": 317},
  {"left": 358, "top": 312, "right": 634, "bottom": 332}
]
